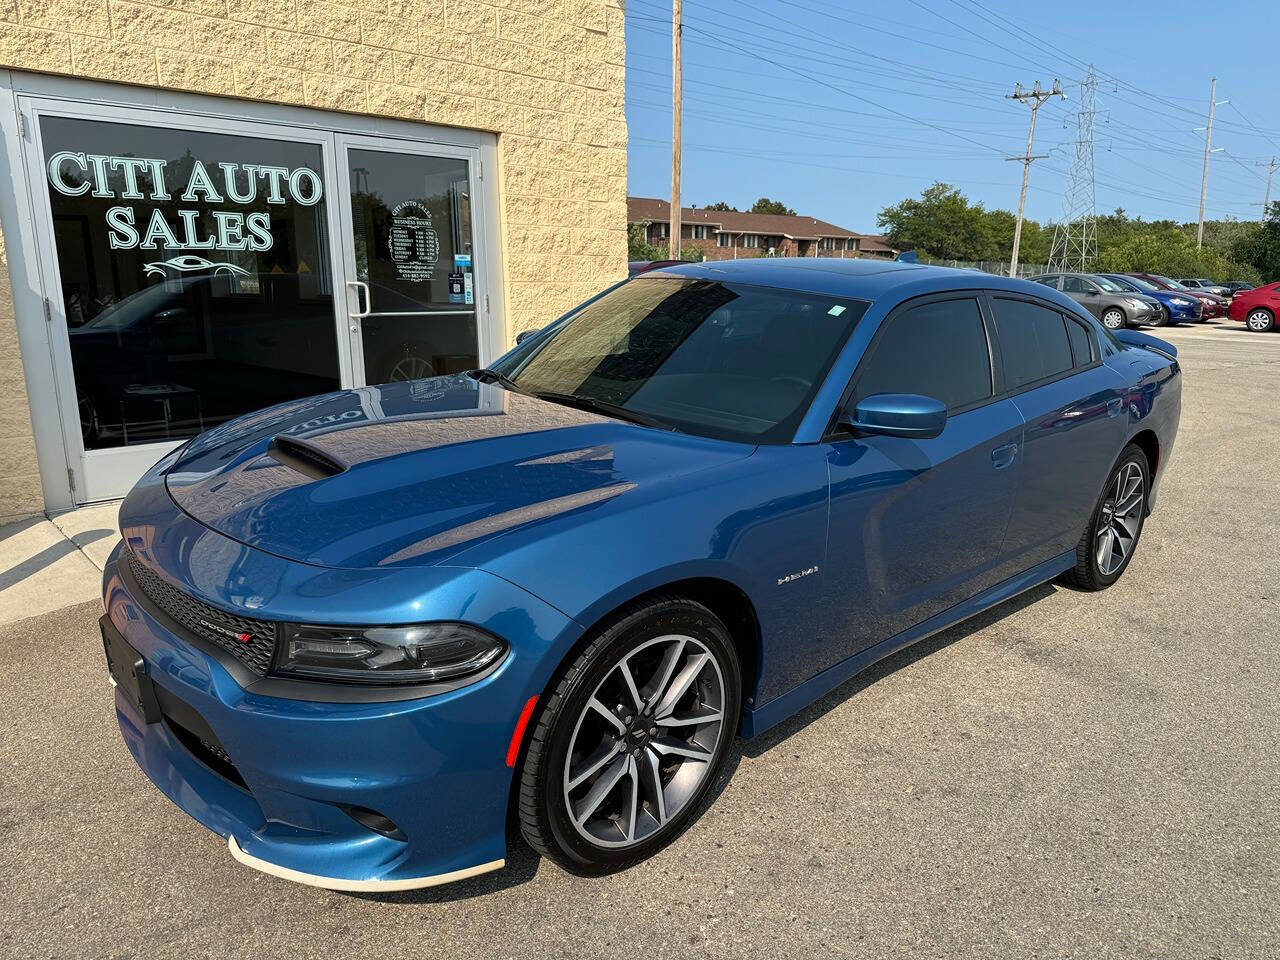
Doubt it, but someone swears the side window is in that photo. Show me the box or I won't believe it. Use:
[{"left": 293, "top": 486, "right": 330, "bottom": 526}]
[
  {"left": 1032, "top": 275, "right": 1060, "bottom": 288},
  {"left": 1065, "top": 315, "right": 1096, "bottom": 366},
  {"left": 990, "top": 298, "right": 1075, "bottom": 389},
  {"left": 1062, "top": 275, "right": 1091, "bottom": 293},
  {"left": 853, "top": 299, "right": 992, "bottom": 412}
]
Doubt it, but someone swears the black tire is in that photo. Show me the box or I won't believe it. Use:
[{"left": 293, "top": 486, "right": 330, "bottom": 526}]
[
  {"left": 1067, "top": 443, "right": 1149, "bottom": 591},
  {"left": 1244, "top": 307, "right": 1275, "bottom": 333},
  {"left": 1101, "top": 308, "right": 1126, "bottom": 330},
  {"left": 517, "top": 595, "right": 741, "bottom": 875},
  {"left": 1148, "top": 307, "right": 1168, "bottom": 328}
]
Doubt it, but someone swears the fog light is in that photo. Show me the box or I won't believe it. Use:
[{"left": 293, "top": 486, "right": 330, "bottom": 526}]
[{"left": 339, "top": 804, "right": 407, "bottom": 842}]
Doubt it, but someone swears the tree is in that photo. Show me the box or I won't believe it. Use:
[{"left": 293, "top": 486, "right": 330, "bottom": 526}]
[
  {"left": 680, "top": 243, "right": 706, "bottom": 262},
  {"left": 750, "top": 197, "right": 795, "bottom": 216},
  {"left": 877, "top": 182, "right": 996, "bottom": 261},
  {"left": 1230, "top": 202, "right": 1280, "bottom": 282},
  {"left": 627, "top": 219, "right": 665, "bottom": 261},
  {"left": 703, "top": 201, "right": 738, "bottom": 212},
  {"left": 1094, "top": 223, "right": 1260, "bottom": 284}
]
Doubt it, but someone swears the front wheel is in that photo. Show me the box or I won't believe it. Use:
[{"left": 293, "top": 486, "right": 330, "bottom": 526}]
[
  {"left": 1068, "top": 444, "right": 1149, "bottom": 590},
  {"left": 517, "top": 596, "right": 740, "bottom": 875},
  {"left": 1245, "top": 308, "right": 1275, "bottom": 332},
  {"left": 1101, "top": 308, "right": 1126, "bottom": 330}
]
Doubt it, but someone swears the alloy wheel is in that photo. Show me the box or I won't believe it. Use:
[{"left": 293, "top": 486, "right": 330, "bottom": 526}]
[
  {"left": 1102, "top": 309, "right": 1125, "bottom": 330},
  {"left": 1246, "top": 309, "right": 1274, "bottom": 332},
  {"left": 562, "top": 634, "right": 726, "bottom": 849},
  {"left": 1095, "top": 461, "right": 1145, "bottom": 576}
]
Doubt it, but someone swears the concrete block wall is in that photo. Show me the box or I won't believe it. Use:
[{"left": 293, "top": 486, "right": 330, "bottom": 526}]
[
  {"left": 0, "top": 231, "right": 45, "bottom": 522},
  {"left": 0, "top": 0, "right": 629, "bottom": 520}
]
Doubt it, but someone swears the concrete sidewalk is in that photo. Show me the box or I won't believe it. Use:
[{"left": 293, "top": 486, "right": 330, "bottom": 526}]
[{"left": 0, "top": 501, "right": 119, "bottom": 626}]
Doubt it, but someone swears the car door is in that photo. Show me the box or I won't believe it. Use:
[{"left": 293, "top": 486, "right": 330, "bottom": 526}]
[
  {"left": 987, "top": 294, "right": 1127, "bottom": 572},
  {"left": 817, "top": 294, "right": 1024, "bottom": 669},
  {"left": 1062, "top": 275, "right": 1104, "bottom": 318}
]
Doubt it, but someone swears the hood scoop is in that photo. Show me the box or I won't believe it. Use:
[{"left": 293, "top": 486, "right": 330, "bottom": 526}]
[{"left": 267, "top": 435, "right": 348, "bottom": 480}]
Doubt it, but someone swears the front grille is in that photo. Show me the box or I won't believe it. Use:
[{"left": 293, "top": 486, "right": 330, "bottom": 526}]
[{"left": 126, "top": 550, "right": 277, "bottom": 675}]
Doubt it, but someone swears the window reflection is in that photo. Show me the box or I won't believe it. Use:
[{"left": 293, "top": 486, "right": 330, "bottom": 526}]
[{"left": 42, "top": 116, "right": 340, "bottom": 450}]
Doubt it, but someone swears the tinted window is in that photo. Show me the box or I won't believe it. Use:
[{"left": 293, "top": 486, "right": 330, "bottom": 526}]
[
  {"left": 991, "top": 298, "right": 1074, "bottom": 388},
  {"left": 1062, "top": 275, "right": 1095, "bottom": 294},
  {"left": 1031, "top": 275, "right": 1060, "bottom": 288},
  {"left": 853, "top": 299, "right": 992, "bottom": 411},
  {"left": 1065, "top": 316, "right": 1095, "bottom": 366},
  {"left": 493, "top": 278, "right": 867, "bottom": 444}
]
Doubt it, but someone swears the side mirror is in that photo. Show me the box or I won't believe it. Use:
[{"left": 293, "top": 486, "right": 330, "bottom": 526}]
[
  {"left": 515, "top": 329, "right": 539, "bottom": 345},
  {"left": 841, "top": 393, "right": 947, "bottom": 440}
]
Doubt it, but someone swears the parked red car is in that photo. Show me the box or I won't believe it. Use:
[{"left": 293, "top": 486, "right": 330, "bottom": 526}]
[
  {"left": 1128, "top": 273, "right": 1228, "bottom": 320},
  {"left": 1228, "top": 281, "right": 1280, "bottom": 332}
]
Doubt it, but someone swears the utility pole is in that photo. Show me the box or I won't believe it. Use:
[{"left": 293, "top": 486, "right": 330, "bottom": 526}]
[
  {"left": 1196, "top": 78, "right": 1227, "bottom": 249},
  {"left": 1006, "top": 80, "right": 1064, "bottom": 277},
  {"left": 669, "top": 0, "right": 682, "bottom": 259},
  {"left": 1260, "top": 156, "right": 1278, "bottom": 221}
]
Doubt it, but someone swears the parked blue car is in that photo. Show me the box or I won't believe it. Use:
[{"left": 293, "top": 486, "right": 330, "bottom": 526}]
[
  {"left": 1097, "top": 273, "right": 1203, "bottom": 325},
  {"left": 102, "top": 259, "right": 1181, "bottom": 891}
]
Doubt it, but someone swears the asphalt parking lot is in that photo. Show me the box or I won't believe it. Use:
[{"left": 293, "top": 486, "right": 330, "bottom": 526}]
[{"left": 1, "top": 320, "right": 1277, "bottom": 960}]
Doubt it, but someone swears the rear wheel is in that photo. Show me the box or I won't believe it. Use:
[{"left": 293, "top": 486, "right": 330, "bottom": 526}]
[
  {"left": 518, "top": 596, "right": 740, "bottom": 875},
  {"left": 1101, "top": 308, "right": 1126, "bottom": 330},
  {"left": 1245, "top": 308, "right": 1275, "bottom": 332},
  {"left": 1068, "top": 444, "right": 1148, "bottom": 590}
]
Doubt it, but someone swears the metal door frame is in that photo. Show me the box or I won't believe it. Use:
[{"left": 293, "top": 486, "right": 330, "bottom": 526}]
[{"left": 332, "top": 132, "right": 498, "bottom": 391}]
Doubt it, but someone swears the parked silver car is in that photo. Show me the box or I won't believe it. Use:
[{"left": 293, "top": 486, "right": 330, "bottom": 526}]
[
  {"left": 1028, "top": 273, "right": 1161, "bottom": 329},
  {"left": 1177, "top": 278, "right": 1233, "bottom": 300}
]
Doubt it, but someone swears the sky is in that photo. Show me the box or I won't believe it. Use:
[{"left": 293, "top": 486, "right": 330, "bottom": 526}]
[{"left": 623, "top": 0, "right": 1280, "bottom": 236}]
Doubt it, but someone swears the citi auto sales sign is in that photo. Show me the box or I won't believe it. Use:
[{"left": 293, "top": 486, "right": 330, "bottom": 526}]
[{"left": 46, "top": 151, "right": 323, "bottom": 252}]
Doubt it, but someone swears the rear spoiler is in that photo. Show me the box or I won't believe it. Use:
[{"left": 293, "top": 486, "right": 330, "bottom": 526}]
[{"left": 1114, "top": 328, "right": 1177, "bottom": 359}]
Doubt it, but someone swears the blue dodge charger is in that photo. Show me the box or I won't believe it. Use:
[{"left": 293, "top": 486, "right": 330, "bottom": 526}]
[{"left": 102, "top": 259, "right": 1181, "bottom": 891}]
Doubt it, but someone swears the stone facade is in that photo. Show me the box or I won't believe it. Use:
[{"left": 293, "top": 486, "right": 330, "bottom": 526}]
[{"left": 0, "top": 0, "right": 629, "bottom": 521}]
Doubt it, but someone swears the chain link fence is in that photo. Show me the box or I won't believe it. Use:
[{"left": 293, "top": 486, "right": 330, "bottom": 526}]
[{"left": 917, "top": 257, "right": 1049, "bottom": 277}]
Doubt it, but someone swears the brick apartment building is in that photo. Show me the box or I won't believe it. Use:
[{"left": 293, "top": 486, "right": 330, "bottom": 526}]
[{"left": 628, "top": 196, "right": 897, "bottom": 262}]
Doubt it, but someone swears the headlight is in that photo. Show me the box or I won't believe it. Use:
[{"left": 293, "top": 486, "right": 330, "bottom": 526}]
[
  {"left": 1170, "top": 297, "right": 1191, "bottom": 306},
  {"left": 1123, "top": 298, "right": 1146, "bottom": 309},
  {"left": 276, "top": 622, "right": 507, "bottom": 685}
]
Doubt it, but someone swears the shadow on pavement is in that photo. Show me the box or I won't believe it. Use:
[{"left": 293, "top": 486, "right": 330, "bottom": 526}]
[{"left": 354, "top": 580, "right": 1057, "bottom": 904}]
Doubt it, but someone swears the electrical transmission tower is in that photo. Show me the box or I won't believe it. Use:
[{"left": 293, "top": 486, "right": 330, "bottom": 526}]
[{"left": 1048, "top": 68, "right": 1099, "bottom": 272}]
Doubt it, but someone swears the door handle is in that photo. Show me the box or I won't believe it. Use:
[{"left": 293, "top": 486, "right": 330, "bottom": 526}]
[
  {"left": 1106, "top": 397, "right": 1124, "bottom": 417},
  {"left": 346, "top": 280, "right": 371, "bottom": 330},
  {"left": 991, "top": 442, "right": 1018, "bottom": 469}
]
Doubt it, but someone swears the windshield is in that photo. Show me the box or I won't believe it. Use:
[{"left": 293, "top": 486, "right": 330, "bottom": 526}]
[
  {"left": 492, "top": 277, "right": 867, "bottom": 443},
  {"left": 1123, "top": 275, "right": 1159, "bottom": 292},
  {"left": 1093, "top": 276, "right": 1127, "bottom": 293},
  {"left": 1154, "top": 275, "right": 1188, "bottom": 290}
]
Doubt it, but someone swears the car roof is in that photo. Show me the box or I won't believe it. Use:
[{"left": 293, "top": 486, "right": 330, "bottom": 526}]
[{"left": 642, "top": 257, "right": 1052, "bottom": 303}]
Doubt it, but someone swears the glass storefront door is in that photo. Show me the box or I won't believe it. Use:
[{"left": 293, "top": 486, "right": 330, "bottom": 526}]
[
  {"left": 17, "top": 95, "right": 493, "bottom": 505},
  {"left": 336, "top": 140, "right": 481, "bottom": 386}
]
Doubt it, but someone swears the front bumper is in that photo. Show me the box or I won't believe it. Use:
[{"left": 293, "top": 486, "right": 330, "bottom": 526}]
[{"left": 103, "top": 533, "right": 579, "bottom": 890}]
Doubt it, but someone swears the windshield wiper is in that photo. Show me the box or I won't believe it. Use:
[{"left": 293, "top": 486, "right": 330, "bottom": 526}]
[
  {"left": 531, "top": 391, "right": 676, "bottom": 431},
  {"left": 465, "top": 367, "right": 525, "bottom": 394}
]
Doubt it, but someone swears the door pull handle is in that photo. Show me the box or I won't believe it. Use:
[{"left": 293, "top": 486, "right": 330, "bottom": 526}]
[{"left": 991, "top": 443, "right": 1018, "bottom": 469}]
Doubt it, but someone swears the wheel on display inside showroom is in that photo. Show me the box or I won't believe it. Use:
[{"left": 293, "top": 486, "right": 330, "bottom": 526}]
[{"left": 378, "top": 344, "right": 436, "bottom": 383}]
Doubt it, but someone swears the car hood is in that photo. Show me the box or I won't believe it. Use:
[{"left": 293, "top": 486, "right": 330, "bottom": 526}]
[{"left": 165, "top": 376, "right": 753, "bottom": 569}]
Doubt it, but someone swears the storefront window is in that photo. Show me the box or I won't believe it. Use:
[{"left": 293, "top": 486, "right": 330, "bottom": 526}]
[{"left": 41, "top": 117, "right": 340, "bottom": 450}]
